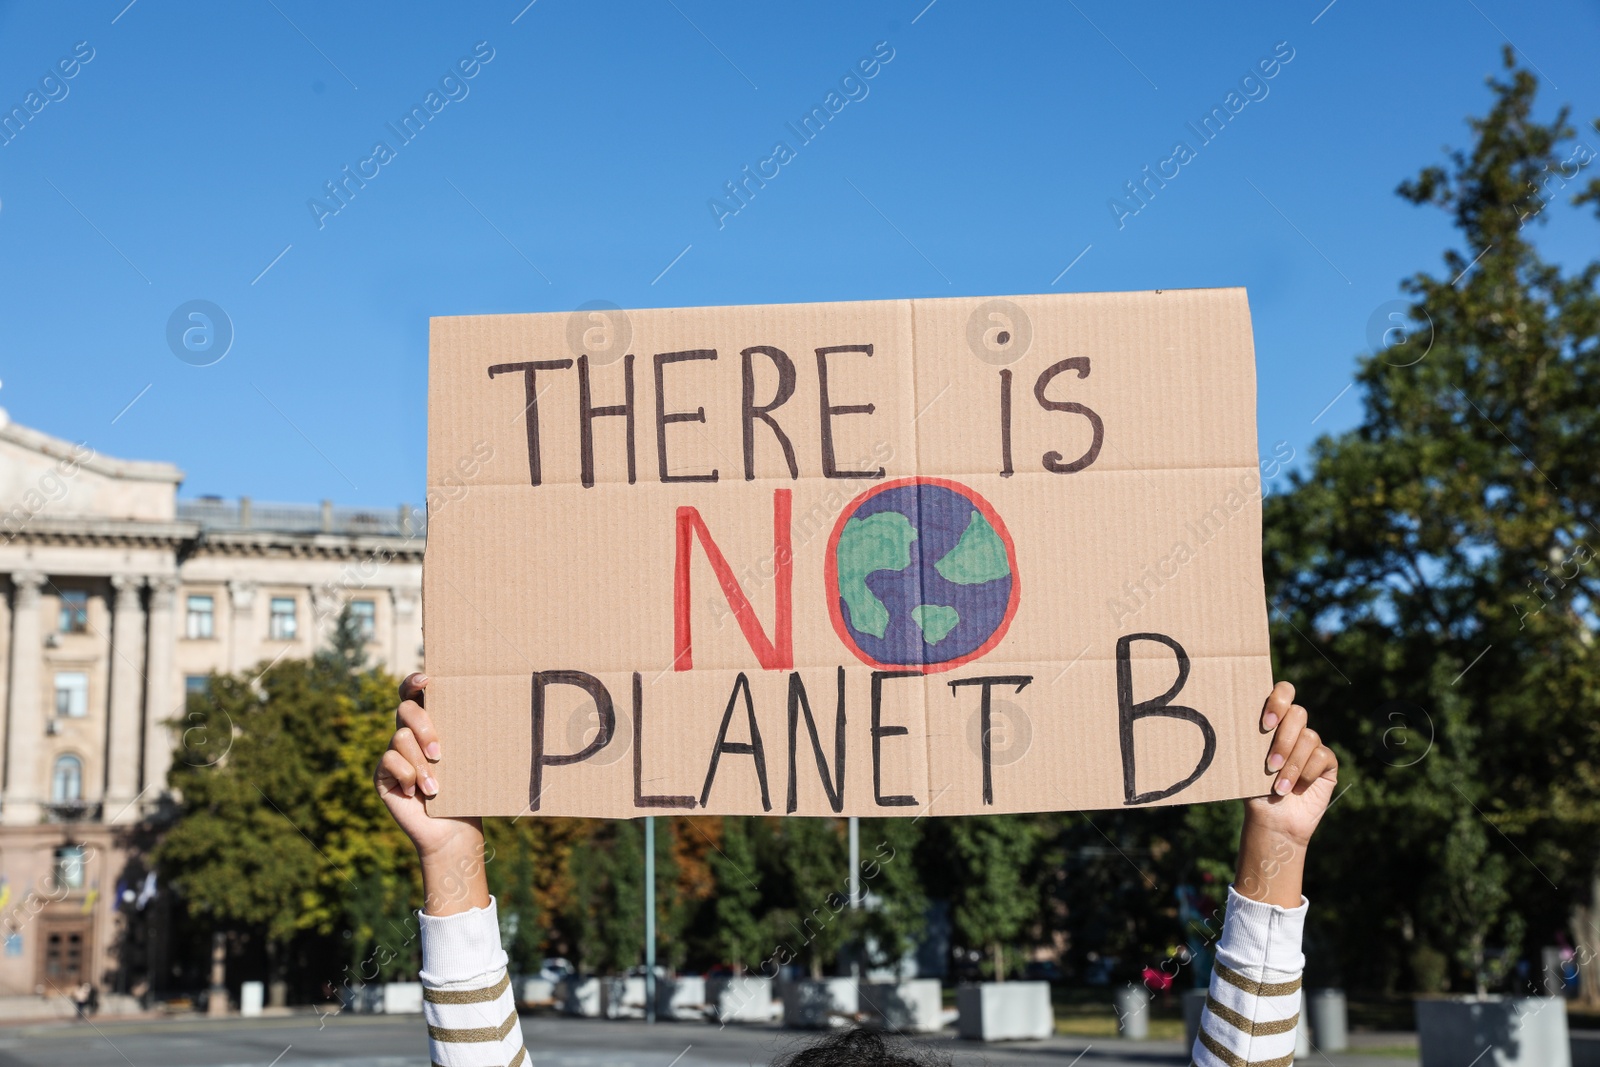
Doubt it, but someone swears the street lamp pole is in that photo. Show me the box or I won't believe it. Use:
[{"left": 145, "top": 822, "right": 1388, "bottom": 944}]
[
  {"left": 645, "top": 815, "right": 657, "bottom": 1024},
  {"left": 848, "top": 817, "right": 860, "bottom": 909},
  {"left": 848, "top": 816, "right": 860, "bottom": 979}
]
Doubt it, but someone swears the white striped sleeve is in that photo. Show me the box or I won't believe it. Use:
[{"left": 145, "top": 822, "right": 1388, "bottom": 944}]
[
  {"left": 418, "top": 897, "right": 528, "bottom": 1067},
  {"left": 1191, "top": 886, "right": 1307, "bottom": 1067}
]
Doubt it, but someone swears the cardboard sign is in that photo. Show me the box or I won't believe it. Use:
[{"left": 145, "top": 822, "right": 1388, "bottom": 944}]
[{"left": 425, "top": 289, "right": 1274, "bottom": 819}]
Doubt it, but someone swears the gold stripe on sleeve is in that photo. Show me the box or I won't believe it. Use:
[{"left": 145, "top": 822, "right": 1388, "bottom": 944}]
[
  {"left": 1205, "top": 995, "right": 1300, "bottom": 1036},
  {"left": 1213, "top": 961, "right": 1302, "bottom": 998},
  {"left": 426, "top": 1007, "right": 518, "bottom": 1044},
  {"left": 1197, "top": 1026, "right": 1296, "bottom": 1067},
  {"left": 424, "top": 973, "right": 512, "bottom": 1005}
]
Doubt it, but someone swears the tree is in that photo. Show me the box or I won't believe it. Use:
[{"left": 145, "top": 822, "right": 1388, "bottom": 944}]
[
  {"left": 484, "top": 821, "right": 547, "bottom": 975},
  {"left": 711, "top": 817, "right": 765, "bottom": 973},
  {"left": 157, "top": 627, "right": 419, "bottom": 997},
  {"left": 772, "top": 818, "right": 851, "bottom": 979},
  {"left": 948, "top": 815, "right": 1046, "bottom": 980},
  {"left": 1265, "top": 50, "right": 1600, "bottom": 993},
  {"left": 856, "top": 818, "right": 928, "bottom": 973},
  {"left": 157, "top": 669, "right": 328, "bottom": 992},
  {"left": 565, "top": 820, "right": 646, "bottom": 975}
]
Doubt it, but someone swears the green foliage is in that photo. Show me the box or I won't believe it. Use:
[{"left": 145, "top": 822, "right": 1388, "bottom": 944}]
[
  {"left": 948, "top": 815, "right": 1046, "bottom": 980},
  {"left": 711, "top": 817, "right": 765, "bottom": 972},
  {"left": 856, "top": 818, "right": 928, "bottom": 971},
  {"left": 156, "top": 635, "right": 421, "bottom": 986},
  {"left": 1264, "top": 49, "right": 1600, "bottom": 993},
  {"left": 484, "top": 820, "right": 546, "bottom": 974},
  {"left": 768, "top": 819, "right": 851, "bottom": 979}
]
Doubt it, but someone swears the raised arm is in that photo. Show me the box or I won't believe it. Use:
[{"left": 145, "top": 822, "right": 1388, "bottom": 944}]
[
  {"left": 1191, "top": 681, "right": 1338, "bottom": 1067},
  {"left": 375, "top": 673, "right": 527, "bottom": 1067}
]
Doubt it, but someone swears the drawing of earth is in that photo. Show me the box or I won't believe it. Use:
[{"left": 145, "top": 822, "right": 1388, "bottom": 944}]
[{"left": 830, "top": 480, "right": 1017, "bottom": 669}]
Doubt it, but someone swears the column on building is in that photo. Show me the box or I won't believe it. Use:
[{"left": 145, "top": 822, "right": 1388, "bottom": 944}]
[
  {"left": 141, "top": 576, "right": 178, "bottom": 802},
  {"left": 104, "top": 575, "right": 147, "bottom": 822},
  {"left": 227, "top": 580, "right": 257, "bottom": 674},
  {"left": 2, "top": 570, "right": 46, "bottom": 824},
  {"left": 392, "top": 586, "right": 422, "bottom": 677},
  {"left": 311, "top": 585, "right": 341, "bottom": 652}
]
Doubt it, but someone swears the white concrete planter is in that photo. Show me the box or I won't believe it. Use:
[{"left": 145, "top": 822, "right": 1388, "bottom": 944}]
[
  {"left": 860, "top": 979, "right": 943, "bottom": 1033},
  {"left": 657, "top": 975, "right": 707, "bottom": 1020},
  {"left": 240, "top": 981, "right": 264, "bottom": 1018},
  {"left": 956, "top": 982, "right": 1052, "bottom": 1042},
  {"left": 515, "top": 976, "right": 556, "bottom": 1006},
  {"left": 782, "top": 978, "right": 859, "bottom": 1029},
  {"left": 1182, "top": 988, "right": 1207, "bottom": 1053},
  {"left": 1309, "top": 988, "right": 1348, "bottom": 1051},
  {"left": 382, "top": 982, "right": 424, "bottom": 1015},
  {"left": 602, "top": 976, "right": 648, "bottom": 1019},
  {"left": 706, "top": 975, "right": 774, "bottom": 1024},
  {"left": 1114, "top": 984, "right": 1150, "bottom": 1039},
  {"left": 1416, "top": 996, "right": 1571, "bottom": 1067},
  {"left": 560, "top": 976, "right": 602, "bottom": 1017}
]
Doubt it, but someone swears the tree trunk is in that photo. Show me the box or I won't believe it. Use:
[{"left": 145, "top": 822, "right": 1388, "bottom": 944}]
[
  {"left": 266, "top": 939, "right": 288, "bottom": 1008},
  {"left": 1573, "top": 871, "right": 1600, "bottom": 1007},
  {"left": 992, "top": 941, "right": 1005, "bottom": 983},
  {"left": 207, "top": 930, "right": 229, "bottom": 1017}
]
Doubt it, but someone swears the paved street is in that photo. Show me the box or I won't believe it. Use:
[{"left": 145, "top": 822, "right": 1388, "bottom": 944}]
[{"left": 0, "top": 1013, "right": 1421, "bottom": 1067}]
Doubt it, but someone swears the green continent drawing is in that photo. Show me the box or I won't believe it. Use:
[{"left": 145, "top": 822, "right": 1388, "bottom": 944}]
[
  {"left": 836, "top": 511, "right": 918, "bottom": 638},
  {"left": 911, "top": 604, "right": 960, "bottom": 644},
  {"left": 934, "top": 510, "right": 1011, "bottom": 585}
]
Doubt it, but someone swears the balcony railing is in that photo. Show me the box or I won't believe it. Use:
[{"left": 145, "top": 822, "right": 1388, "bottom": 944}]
[
  {"left": 177, "top": 498, "right": 425, "bottom": 539},
  {"left": 43, "top": 800, "right": 102, "bottom": 823}
]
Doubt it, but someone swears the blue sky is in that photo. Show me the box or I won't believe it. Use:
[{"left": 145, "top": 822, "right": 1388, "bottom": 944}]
[{"left": 0, "top": 0, "right": 1595, "bottom": 508}]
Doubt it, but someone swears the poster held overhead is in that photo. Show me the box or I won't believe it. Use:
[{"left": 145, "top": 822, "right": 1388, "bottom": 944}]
[{"left": 425, "top": 288, "right": 1274, "bottom": 818}]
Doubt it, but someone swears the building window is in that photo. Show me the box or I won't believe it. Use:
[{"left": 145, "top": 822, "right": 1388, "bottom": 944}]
[
  {"left": 185, "top": 675, "right": 209, "bottom": 704},
  {"left": 53, "top": 672, "right": 88, "bottom": 718},
  {"left": 350, "top": 599, "right": 376, "bottom": 640},
  {"left": 53, "top": 844, "right": 86, "bottom": 890},
  {"left": 269, "top": 596, "right": 298, "bottom": 641},
  {"left": 51, "top": 756, "right": 83, "bottom": 802},
  {"left": 186, "top": 594, "right": 215, "bottom": 639},
  {"left": 58, "top": 591, "right": 89, "bottom": 634}
]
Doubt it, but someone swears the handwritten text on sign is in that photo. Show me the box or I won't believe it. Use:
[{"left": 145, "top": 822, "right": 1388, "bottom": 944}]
[{"left": 424, "top": 291, "right": 1274, "bottom": 818}]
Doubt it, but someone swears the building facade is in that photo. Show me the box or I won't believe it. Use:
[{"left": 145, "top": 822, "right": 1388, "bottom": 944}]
[{"left": 0, "top": 410, "right": 423, "bottom": 999}]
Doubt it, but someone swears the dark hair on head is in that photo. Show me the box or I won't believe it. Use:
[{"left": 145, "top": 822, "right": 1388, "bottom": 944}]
[{"left": 771, "top": 1028, "right": 955, "bottom": 1067}]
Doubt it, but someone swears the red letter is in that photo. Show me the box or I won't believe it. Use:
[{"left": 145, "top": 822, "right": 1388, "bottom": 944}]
[{"left": 674, "top": 489, "right": 792, "bottom": 670}]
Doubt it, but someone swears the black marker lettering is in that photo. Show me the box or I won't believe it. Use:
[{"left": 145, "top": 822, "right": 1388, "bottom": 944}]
[
  {"left": 816, "top": 344, "right": 885, "bottom": 479},
  {"left": 948, "top": 674, "right": 1032, "bottom": 805},
  {"left": 786, "top": 667, "right": 846, "bottom": 813},
  {"left": 654, "top": 349, "right": 719, "bottom": 483},
  {"left": 870, "top": 670, "right": 919, "bottom": 806},
  {"left": 699, "top": 672, "right": 771, "bottom": 810},
  {"left": 488, "top": 360, "right": 573, "bottom": 486},
  {"left": 742, "top": 345, "right": 799, "bottom": 481},
  {"left": 633, "top": 672, "right": 697, "bottom": 809},
  {"left": 1034, "top": 356, "right": 1104, "bottom": 474},
  {"left": 578, "top": 353, "right": 636, "bottom": 488},
  {"left": 999, "top": 368, "right": 1014, "bottom": 478},
  {"left": 528, "top": 670, "right": 614, "bottom": 812},
  {"left": 1115, "top": 633, "right": 1216, "bottom": 804}
]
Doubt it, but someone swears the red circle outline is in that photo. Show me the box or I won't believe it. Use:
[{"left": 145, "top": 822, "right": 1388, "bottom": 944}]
[{"left": 823, "top": 476, "right": 1021, "bottom": 675}]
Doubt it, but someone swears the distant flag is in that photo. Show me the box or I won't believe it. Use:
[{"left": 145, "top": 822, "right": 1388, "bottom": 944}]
[
  {"left": 0, "top": 877, "right": 10, "bottom": 914},
  {"left": 135, "top": 871, "right": 158, "bottom": 910},
  {"left": 81, "top": 884, "right": 99, "bottom": 914}
]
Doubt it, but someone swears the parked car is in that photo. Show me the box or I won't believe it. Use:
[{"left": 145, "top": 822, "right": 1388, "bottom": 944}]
[{"left": 539, "top": 957, "right": 574, "bottom": 983}]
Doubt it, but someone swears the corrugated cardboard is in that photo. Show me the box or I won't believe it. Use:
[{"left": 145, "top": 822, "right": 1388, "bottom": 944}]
[{"left": 425, "top": 289, "right": 1274, "bottom": 818}]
